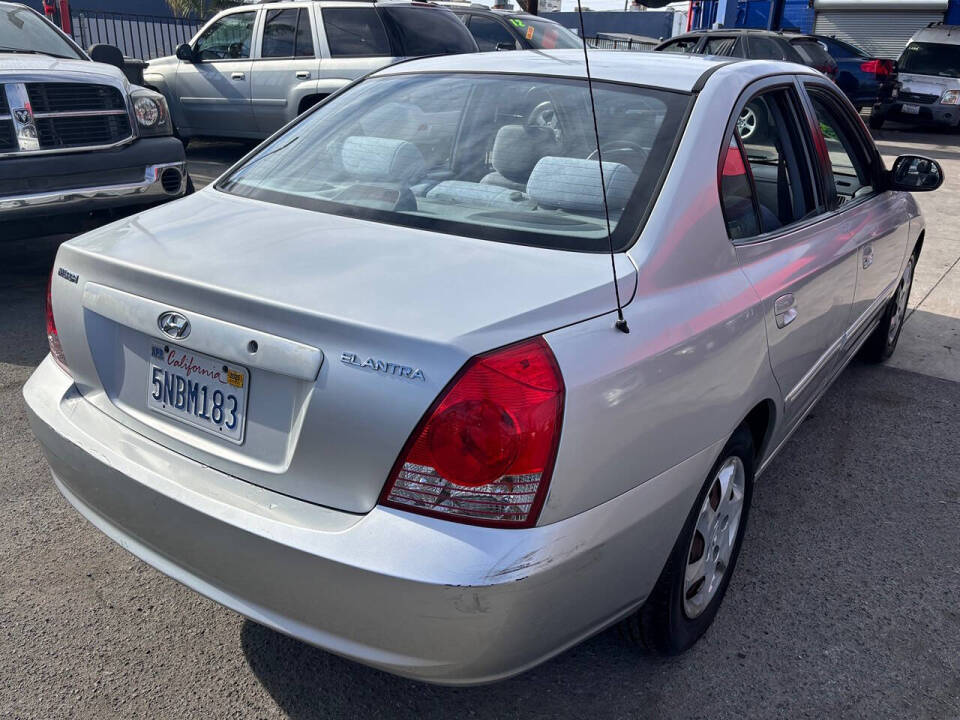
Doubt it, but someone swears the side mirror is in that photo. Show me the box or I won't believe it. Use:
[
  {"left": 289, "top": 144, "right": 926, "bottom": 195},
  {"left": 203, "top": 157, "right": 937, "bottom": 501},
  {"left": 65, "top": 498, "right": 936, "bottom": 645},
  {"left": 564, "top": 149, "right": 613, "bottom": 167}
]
[
  {"left": 888, "top": 154, "right": 944, "bottom": 192},
  {"left": 87, "top": 43, "right": 125, "bottom": 71},
  {"left": 496, "top": 42, "right": 515, "bottom": 51},
  {"left": 175, "top": 43, "right": 195, "bottom": 62}
]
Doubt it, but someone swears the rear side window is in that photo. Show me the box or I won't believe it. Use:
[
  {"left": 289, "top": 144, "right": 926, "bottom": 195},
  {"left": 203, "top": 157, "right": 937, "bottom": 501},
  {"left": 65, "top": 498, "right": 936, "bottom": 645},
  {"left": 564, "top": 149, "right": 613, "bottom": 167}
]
[
  {"left": 467, "top": 15, "right": 516, "bottom": 51},
  {"left": 749, "top": 35, "right": 789, "bottom": 61},
  {"left": 720, "top": 87, "right": 819, "bottom": 240},
  {"left": 792, "top": 39, "right": 835, "bottom": 71},
  {"left": 379, "top": 7, "right": 477, "bottom": 56},
  {"left": 659, "top": 37, "right": 700, "bottom": 53},
  {"left": 262, "top": 8, "right": 314, "bottom": 58},
  {"left": 322, "top": 7, "right": 391, "bottom": 57},
  {"left": 703, "top": 36, "right": 737, "bottom": 56}
]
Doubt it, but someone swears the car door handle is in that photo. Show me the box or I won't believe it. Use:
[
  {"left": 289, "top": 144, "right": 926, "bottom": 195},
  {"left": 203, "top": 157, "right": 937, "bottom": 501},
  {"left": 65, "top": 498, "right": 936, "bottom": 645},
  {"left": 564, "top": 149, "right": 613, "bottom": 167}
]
[
  {"left": 231, "top": 72, "right": 245, "bottom": 80},
  {"left": 774, "top": 293, "right": 798, "bottom": 328},
  {"left": 863, "top": 246, "right": 874, "bottom": 269},
  {"left": 296, "top": 70, "right": 310, "bottom": 79}
]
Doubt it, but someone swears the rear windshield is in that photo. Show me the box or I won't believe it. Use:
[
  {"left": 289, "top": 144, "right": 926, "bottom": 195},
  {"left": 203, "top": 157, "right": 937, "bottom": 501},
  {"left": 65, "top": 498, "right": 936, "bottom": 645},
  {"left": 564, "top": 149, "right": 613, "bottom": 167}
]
[
  {"left": 218, "top": 73, "right": 690, "bottom": 252},
  {"left": 507, "top": 17, "right": 582, "bottom": 49},
  {"left": 379, "top": 7, "right": 477, "bottom": 56},
  {"left": 791, "top": 38, "right": 836, "bottom": 69},
  {"left": 899, "top": 41, "right": 960, "bottom": 78}
]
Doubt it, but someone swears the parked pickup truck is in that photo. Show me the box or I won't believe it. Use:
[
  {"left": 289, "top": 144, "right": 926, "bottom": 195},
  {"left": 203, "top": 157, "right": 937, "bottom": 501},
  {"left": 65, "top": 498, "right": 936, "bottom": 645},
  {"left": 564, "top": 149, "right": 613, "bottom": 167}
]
[
  {"left": 0, "top": 2, "right": 188, "bottom": 224},
  {"left": 143, "top": 0, "right": 478, "bottom": 141}
]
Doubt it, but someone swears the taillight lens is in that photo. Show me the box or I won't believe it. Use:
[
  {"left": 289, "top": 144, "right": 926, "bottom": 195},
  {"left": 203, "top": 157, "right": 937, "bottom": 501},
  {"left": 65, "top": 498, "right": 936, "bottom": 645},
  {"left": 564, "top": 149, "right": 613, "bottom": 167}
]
[
  {"left": 861, "top": 59, "right": 893, "bottom": 77},
  {"left": 380, "top": 337, "right": 564, "bottom": 528},
  {"left": 46, "top": 272, "right": 69, "bottom": 373}
]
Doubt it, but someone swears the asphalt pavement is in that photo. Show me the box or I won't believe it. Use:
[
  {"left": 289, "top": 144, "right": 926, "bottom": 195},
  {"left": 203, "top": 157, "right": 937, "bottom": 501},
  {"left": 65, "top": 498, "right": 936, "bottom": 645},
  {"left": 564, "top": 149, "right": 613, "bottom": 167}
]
[{"left": 1, "top": 133, "right": 958, "bottom": 719}]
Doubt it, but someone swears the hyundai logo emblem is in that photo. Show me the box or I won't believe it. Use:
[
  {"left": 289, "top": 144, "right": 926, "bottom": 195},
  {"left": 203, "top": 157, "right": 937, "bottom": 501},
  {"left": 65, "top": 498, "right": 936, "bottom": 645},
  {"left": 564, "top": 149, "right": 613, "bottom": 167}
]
[{"left": 158, "top": 311, "right": 191, "bottom": 340}]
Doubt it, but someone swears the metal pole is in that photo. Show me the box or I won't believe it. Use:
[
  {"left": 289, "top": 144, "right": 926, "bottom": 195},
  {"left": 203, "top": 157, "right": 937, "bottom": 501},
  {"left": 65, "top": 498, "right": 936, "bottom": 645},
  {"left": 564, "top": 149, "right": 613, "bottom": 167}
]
[{"left": 767, "top": 0, "right": 785, "bottom": 30}]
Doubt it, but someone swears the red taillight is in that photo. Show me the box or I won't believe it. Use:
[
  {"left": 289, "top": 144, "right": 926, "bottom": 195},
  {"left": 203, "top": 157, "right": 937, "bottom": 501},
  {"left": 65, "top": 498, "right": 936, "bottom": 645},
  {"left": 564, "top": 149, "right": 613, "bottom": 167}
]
[
  {"left": 861, "top": 59, "right": 893, "bottom": 77},
  {"left": 46, "top": 272, "right": 69, "bottom": 373},
  {"left": 380, "top": 337, "right": 564, "bottom": 528}
]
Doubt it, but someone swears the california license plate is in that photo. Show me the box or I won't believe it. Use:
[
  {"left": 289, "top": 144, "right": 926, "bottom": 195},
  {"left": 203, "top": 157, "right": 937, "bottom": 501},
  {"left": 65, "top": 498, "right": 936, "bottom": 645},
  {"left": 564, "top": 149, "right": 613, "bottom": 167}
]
[
  {"left": 902, "top": 103, "right": 920, "bottom": 115},
  {"left": 147, "top": 343, "right": 249, "bottom": 443}
]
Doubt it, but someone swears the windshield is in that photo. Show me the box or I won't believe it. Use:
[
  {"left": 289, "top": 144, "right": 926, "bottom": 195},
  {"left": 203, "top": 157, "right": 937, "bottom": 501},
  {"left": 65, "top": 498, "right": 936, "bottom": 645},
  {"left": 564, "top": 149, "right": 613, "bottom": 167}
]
[
  {"left": 507, "top": 17, "right": 582, "bottom": 49},
  {"left": 0, "top": 6, "right": 84, "bottom": 59},
  {"left": 899, "top": 41, "right": 960, "bottom": 78},
  {"left": 219, "top": 73, "right": 690, "bottom": 252}
]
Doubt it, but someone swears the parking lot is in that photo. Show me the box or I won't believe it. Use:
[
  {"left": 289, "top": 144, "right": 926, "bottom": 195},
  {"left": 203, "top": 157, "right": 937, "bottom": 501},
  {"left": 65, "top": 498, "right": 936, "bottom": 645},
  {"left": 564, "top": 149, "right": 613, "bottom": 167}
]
[{"left": 1, "top": 127, "right": 959, "bottom": 719}]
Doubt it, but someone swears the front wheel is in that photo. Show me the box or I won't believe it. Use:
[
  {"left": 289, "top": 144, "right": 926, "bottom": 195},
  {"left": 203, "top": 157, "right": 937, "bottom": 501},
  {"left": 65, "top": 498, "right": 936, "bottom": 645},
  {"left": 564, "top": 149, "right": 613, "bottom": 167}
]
[
  {"left": 620, "top": 425, "right": 754, "bottom": 654},
  {"left": 860, "top": 255, "right": 915, "bottom": 363}
]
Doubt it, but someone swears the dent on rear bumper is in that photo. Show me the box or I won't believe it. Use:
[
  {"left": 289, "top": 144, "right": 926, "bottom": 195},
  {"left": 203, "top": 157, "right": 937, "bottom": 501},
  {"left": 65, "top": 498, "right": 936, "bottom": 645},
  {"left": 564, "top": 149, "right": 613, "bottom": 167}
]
[{"left": 23, "top": 356, "right": 719, "bottom": 685}]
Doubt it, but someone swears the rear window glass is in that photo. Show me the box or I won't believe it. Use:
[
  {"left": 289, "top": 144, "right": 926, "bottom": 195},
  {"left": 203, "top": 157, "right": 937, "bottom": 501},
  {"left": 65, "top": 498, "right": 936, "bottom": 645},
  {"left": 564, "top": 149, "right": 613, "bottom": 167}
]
[
  {"left": 322, "top": 8, "right": 391, "bottom": 57},
  {"left": 749, "top": 35, "right": 789, "bottom": 60},
  {"left": 379, "top": 7, "right": 477, "bottom": 56},
  {"left": 218, "top": 73, "right": 690, "bottom": 252}
]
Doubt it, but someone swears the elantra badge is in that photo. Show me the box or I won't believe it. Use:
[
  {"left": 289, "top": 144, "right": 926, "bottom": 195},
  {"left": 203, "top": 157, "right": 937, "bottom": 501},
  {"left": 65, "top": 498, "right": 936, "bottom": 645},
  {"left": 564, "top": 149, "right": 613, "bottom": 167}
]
[
  {"left": 341, "top": 352, "right": 425, "bottom": 381},
  {"left": 158, "top": 311, "right": 191, "bottom": 340}
]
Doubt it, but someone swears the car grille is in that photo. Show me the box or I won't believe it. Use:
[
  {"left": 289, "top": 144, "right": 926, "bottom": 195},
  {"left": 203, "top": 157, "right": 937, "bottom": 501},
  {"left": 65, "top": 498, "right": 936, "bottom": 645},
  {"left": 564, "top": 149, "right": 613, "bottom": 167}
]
[
  {"left": 0, "top": 90, "right": 12, "bottom": 151},
  {"left": 0, "top": 81, "right": 131, "bottom": 154},
  {"left": 899, "top": 91, "right": 938, "bottom": 105}
]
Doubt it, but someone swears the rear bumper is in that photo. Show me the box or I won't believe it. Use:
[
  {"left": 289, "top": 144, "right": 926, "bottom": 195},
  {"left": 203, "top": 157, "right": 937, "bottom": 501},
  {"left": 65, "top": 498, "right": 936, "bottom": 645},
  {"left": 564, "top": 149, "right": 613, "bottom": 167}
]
[
  {"left": 0, "top": 137, "right": 187, "bottom": 218},
  {"left": 874, "top": 101, "right": 960, "bottom": 127},
  {"left": 23, "top": 356, "right": 715, "bottom": 685}
]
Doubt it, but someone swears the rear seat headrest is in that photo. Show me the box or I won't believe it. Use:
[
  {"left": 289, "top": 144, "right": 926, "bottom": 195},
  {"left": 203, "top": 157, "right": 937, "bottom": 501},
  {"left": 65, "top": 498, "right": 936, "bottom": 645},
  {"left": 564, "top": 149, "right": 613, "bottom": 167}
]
[
  {"left": 341, "top": 136, "right": 426, "bottom": 184},
  {"left": 491, "top": 125, "right": 558, "bottom": 184},
  {"left": 527, "top": 157, "right": 638, "bottom": 215}
]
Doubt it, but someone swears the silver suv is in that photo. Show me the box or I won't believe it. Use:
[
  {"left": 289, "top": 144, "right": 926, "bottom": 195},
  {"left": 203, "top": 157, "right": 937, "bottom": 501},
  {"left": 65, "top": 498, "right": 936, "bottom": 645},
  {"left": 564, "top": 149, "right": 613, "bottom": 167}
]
[
  {"left": 144, "top": 0, "right": 478, "bottom": 141},
  {"left": 873, "top": 22, "right": 960, "bottom": 129}
]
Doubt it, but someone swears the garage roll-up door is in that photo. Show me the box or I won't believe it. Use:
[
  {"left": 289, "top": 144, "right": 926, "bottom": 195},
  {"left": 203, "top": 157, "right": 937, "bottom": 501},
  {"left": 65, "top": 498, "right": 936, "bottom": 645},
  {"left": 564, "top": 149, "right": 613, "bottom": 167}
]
[{"left": 814, "top": 6, "right": 947, "bottom": 59}]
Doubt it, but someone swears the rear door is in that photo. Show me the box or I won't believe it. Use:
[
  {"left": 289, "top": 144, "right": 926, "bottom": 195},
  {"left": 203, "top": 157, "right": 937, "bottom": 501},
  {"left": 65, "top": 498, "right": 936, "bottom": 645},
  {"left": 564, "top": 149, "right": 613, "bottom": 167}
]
[
  {"left": 175, "top": 9, "right": 259, "bottom": 135},
  {"left": 251, "top": 4, "right": 321, "bottom": 134},
  {"left": 800, "top": 80, "right": 911, "bottom": 338},
  {"left": 315, "top": 6, "right": 397, "bottom": 94},
  {"left": 724, "top": 77, "right": 860, "bottom": 424}
]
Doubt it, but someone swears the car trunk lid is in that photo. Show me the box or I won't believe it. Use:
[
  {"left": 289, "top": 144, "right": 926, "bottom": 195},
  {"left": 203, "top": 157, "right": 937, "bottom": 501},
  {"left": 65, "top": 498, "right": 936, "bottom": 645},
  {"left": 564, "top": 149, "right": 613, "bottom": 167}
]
[{"left": 51, "top": 189, "right": 635, "bottom": 512}]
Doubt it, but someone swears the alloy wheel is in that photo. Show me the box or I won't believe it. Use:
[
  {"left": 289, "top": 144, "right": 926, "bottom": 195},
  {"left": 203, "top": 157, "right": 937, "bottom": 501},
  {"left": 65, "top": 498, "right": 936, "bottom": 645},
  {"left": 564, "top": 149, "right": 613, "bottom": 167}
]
[
  {"left": 683, "top": 456, "right": 746, "bottom": 619},
  {"left": 887, "top": 258, "right": 914, "bottom": 345}
]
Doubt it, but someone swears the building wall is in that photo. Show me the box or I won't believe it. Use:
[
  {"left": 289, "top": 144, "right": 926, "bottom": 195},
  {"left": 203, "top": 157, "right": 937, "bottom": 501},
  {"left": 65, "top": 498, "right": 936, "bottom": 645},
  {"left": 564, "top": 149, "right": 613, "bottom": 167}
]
[{"left": 543, "top": 10, "right": 675, "bottom": 39}]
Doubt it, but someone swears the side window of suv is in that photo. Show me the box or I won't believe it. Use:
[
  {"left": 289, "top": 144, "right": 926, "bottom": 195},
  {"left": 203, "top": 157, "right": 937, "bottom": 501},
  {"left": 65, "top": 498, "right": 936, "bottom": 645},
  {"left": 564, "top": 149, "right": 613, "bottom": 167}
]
[
  {"left": 262, "top": 8, "right": 315, "bottom": 58},
  {"left": 195, "top": 11, "right": 256, "bottom": 60},
  {"left": 659, "top": 37, "right": 700, "bottom": 53},
  {"left": 720, "top": 87, "right": 820, "bottom": 241},
  {"left": 749, "top": 35, "right": 788, "bottom": 61},
  {"left": 703, "top": 36, "right": 737, "bottom": 56},
  {"left": 322, "top": 7, "right": 391, "bottom": 57},
  {"left": 805, "top": 87, "right": 876, "bottom": 205},
  {"left": 468, "top": 15, "right": 517, "bottom": 51}
]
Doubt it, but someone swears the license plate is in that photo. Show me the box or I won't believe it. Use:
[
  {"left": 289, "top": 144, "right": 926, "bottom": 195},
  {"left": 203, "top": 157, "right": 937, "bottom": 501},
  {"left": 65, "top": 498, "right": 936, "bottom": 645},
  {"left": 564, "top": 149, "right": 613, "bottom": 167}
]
[
  {"left": 902, "top": 103, "right": 920, "bottom": 115},
  {"left": 147, "top": 343, "right": 249, "bottom": 443}
]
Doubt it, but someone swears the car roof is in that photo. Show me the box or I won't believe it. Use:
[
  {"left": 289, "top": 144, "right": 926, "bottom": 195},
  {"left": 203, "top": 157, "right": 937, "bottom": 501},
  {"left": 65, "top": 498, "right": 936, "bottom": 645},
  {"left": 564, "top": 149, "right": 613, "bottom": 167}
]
[
  {"left": 373, "top": 49, "right": 815, "bottom": 92},
  {"left": 910, "top": 23, "right": 960, "bottom": 44}
]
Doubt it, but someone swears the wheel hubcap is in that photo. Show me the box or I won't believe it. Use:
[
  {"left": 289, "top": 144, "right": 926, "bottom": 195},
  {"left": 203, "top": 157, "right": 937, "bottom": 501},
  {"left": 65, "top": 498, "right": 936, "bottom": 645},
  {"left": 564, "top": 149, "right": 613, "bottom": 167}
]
[
  {"left": 888, "top": 258, "right": 914, "bottom": 345},
  {"left": 683, "top": 456, "right": 746, "bottom": 619}
]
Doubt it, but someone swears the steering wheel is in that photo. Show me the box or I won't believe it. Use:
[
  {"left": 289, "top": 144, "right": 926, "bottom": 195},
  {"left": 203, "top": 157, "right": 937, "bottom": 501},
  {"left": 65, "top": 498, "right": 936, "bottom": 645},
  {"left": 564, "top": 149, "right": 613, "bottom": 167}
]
[
  {"left": 588, "top": 140, "right": 649, "bottom": 172},
  {"left": 526, "top": 101, "right": 562, "bottom": 144}
]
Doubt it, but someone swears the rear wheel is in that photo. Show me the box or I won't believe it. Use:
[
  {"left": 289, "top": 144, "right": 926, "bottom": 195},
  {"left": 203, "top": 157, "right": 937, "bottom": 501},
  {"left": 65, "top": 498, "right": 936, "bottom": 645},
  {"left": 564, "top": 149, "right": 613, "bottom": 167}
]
[
  {"left": 620, "top": 425, "right": 754, "bottom": 654},
  {"left": 869, "top": 112, "right": 885, "bottom": 130},
  {"left": 861, "top": 254, "right": 915, "bottom": 363}
]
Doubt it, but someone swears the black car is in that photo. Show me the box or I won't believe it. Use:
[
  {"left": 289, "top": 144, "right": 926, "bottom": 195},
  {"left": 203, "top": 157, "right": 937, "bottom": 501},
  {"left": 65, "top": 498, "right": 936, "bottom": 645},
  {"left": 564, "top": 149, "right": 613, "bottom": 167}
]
[
  {"left": 655, "top": 29, "right": 839, "bottom": 82},
  {"left": 438, "top": 3, "right": 582, "bottom": 51}
]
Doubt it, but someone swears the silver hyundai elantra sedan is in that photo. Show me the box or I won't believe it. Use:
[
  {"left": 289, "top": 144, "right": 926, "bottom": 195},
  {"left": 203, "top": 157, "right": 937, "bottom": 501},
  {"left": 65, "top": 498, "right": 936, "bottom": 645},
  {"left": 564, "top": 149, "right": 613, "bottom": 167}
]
[{"left": 24, "top": 49, "right": 942, "bottom": 685}]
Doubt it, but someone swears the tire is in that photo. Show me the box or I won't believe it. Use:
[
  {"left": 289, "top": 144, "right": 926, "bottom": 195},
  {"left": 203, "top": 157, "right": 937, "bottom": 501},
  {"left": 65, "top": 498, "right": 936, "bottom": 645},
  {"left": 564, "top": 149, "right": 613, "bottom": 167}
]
[
  {"left": 869, "top": 112, "right": 885, "bottom": 130},
  {"left": 860, "top": 254, "right": 915, "bottom": 363},
  {"left": 620, "top": 425, "right": 754, "bottom": 654}
]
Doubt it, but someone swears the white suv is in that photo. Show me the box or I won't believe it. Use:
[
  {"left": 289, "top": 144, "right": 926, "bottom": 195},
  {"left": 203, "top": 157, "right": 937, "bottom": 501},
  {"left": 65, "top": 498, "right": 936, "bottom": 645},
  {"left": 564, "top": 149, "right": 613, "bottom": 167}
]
[{"left": 143, "top": 0, "right": 478, "bottom": 140}]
